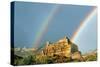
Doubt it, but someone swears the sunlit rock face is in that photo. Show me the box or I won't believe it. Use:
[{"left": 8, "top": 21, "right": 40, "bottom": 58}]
[{"left": 41, "top": 36, "right": 83, "bottom": 61}]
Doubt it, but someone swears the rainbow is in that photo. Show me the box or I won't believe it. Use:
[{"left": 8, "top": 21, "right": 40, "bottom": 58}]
[
  {"left": 71, "top": 7, "right": 97, "bottom": 42},
  {"left": 33, "top": 5, "right": 60, "bottom": 48},
  {"left": 33, "top": 5, "right": 97, "bottom": 48}
]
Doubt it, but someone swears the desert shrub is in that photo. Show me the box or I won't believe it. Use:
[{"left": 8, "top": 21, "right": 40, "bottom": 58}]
[
  {"left": 86, "top": 54, "right": 97, "bottom": 61},
  {"left": 23, "top": 55, "right": 37, "bottom": 65},
  {"left": 35, "top": 54, "right": 48, "bottom": 64},
  {"left": 14, "top": 55, "right": 36, "bottom": 65},
  {"left": 14, "top": 58, "right": 24, "bottom": 65},
  {"left": 83, "top": 53, "right": 97, "bottom": 61}
]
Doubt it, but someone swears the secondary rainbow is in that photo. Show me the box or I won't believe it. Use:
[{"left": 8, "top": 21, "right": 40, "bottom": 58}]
[{"left": 33, "top": 5, "right": 60, "bottom": 48}]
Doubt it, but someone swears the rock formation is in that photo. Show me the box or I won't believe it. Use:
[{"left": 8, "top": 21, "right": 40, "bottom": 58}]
[
  {"left": 13, "top": 36, "right": 86, "bottom": 65},
  {"left": 41, "top": 36, "right": 84, "bottom": 62}
]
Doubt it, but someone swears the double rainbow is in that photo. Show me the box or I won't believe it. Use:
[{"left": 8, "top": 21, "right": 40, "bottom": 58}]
[
  {"left": 33, "top": 5, "right": 97, "bottom": 48},
  {"left": 71, "top": 7, "right": 97, "bottom": 42}
]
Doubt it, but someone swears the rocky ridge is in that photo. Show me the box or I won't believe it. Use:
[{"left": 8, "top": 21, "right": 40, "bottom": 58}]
[{"left": 38, "top": 36, "right": 84, "bottom": 62}]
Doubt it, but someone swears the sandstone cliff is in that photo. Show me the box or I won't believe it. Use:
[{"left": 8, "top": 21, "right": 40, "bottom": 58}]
[{"left": 39, "top": 36, "right": 84, "bottom": 62}]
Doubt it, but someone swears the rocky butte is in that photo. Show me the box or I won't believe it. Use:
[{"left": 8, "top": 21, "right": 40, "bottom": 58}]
[{"left": 39, "top": 36, "right": 84, "bottom": 62}]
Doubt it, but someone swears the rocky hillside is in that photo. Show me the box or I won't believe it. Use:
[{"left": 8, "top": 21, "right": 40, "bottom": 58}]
[
  {"left": 13, "top": 36, "right": 90, "bottom": 65},
  {"left": 38, "top": 36, "right": 84, "bottom": 62}
]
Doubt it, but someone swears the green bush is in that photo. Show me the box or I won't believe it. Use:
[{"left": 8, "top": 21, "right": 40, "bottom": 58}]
[
  {"left": 14, "top": 55, "right": 36, "bottom": 65},
  {"left": 84, "top": 53, "right": 97, "bottom": 61}
]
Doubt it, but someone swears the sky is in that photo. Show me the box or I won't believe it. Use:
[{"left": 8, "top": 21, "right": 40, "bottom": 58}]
[
  {"left": 73, "top": 9, "right": 97, "bottom": 53},
  {"left": 13, "top": 1, "right": 97, "bottom": 53}
]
